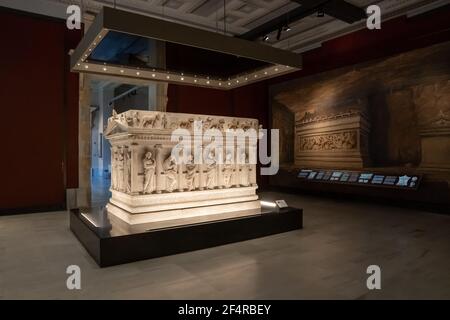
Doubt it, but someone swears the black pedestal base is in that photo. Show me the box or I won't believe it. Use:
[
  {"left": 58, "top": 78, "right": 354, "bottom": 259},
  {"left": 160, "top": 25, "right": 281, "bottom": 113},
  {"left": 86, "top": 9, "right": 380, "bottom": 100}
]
[{"left": 70, "top": 207, "right": 303, "bottom": 267}]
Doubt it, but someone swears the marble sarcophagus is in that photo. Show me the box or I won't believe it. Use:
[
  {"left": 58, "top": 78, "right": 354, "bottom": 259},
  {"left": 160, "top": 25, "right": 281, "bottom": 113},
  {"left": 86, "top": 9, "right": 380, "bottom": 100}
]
[{"left": 104, "top": 110, "right": 261, "bottom": 228}]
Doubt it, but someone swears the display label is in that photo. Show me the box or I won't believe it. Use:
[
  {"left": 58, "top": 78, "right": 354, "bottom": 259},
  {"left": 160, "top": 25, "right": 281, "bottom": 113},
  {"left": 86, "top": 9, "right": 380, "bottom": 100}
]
[
  {"left": 307, "top": 171, "right": 317, "bottom": 179},
  {"left": 349, "top": 172, "right": 359, "bottom": 182},
  {"left": 316, "top": 171, "right": 325, "bottom": 180},
  {"left": 383, "top": 176, "right": 397, "bottom": 185},
  {"left": 396, "top": 175, "right": 411, "bottom": 187},
  {"left": 275, "top": 200, "right": 288, "bottom": 208},
  {"left": 297, "top": 169, "right": 420, "bottom": 190},
  {"left": 298, "top": 170, "right": 312, "bottom": 178},
  {"left": 358, "top": 173, "right": 373, "bottom": 184},
  {"left": 371, "top": 175, "right": 385, "bottom": 184},
  {"left": 323, "top": 172, "right": 332, "bottom": 180},
  {"left": 330, "top": 172, "right": 343, "bottom": 181}
]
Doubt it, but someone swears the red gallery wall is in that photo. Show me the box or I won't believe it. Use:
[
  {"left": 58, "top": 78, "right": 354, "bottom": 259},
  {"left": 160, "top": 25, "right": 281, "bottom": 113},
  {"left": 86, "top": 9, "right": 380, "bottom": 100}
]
[{"left": 0, "top": 9, "right": 82, "bottom": 213}]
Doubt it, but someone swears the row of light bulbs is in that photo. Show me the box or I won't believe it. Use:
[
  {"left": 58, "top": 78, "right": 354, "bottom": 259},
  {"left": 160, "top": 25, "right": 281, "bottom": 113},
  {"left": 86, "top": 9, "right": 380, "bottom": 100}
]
[
  {"left": 77, "top": 62, "right": 287, "bottom": 87},
  {"left": 79, "top": 33, "right": 290, "bottom": 87}
]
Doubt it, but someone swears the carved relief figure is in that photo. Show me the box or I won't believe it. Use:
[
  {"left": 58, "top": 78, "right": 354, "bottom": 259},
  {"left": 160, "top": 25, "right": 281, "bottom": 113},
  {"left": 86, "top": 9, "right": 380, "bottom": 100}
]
[
  {"left": 223, "top": 152, "right": 234, "bottom": 188},
  {"left": 240, "top": 120, "right": 253, "bottom": 131},
  {"left": 205, "top": 150, "right": 217, "bottom": 189},
  {"left": 132, "top": 111, "right": 140, "bottom": 127},
  {"left": 143, "top": 151, "right": 156, "bottom": 194},
  {"left": 162, "top": 115, "right": 168, "bottom": 129},
  {"left": 204, "top": 117, "right": 213, "bottom": 130},
  {"left": 163, "top": 155, "right": 178, "bottom": 192},
  {"left": 153, "top": 114, "right": 162, "bottom": 128},
  {"left": 178, "top": 118, "right": 195, "bottom": 129},
  {"left": 185, "top": 154, "right": 197, "bottom": 191},
  {"left": 117, "top": 148, "right": 125, "bottom": 192},
  {"left": 141, "top": 114, "right": 162, "bottom": 128}
]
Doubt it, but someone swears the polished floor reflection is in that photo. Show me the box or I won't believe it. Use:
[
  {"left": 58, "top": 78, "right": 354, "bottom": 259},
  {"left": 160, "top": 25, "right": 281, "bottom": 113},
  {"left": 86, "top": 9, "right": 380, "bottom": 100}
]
[{"left": 1, "top": 191, "right": 450, "bottom": 299}]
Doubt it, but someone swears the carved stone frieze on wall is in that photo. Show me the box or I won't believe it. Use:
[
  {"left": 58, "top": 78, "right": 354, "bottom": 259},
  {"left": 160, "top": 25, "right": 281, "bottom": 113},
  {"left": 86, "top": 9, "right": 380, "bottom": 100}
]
[{"left": 298, "top": 131, "right": 357, "bottom": 151}]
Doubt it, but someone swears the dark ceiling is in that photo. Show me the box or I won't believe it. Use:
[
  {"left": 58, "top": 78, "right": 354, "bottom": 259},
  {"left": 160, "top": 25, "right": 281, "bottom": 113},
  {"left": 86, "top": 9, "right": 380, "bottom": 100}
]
[{"left": 89, "top": 31, "right": 269, "bottom": 79}]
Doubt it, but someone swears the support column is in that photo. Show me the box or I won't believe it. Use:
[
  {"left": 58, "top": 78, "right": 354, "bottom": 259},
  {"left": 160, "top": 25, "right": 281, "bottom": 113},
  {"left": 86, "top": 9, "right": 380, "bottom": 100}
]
[{"left": 78, "top": 73, "right": 92, "bottom": 207}]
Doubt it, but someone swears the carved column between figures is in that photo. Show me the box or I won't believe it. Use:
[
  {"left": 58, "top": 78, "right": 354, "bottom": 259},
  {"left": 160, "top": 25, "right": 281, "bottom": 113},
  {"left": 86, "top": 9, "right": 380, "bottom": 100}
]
[
  {"left": 217, "top": 160, "right": 223, "bottom": 189},
  {"left": 233, "top": 150, "right": 239, "bottom": 187},
  {"left": 155, "top": 144, "right": 163, "bottom": 194},
  {"left": 198, "top": 163, "right": 205, "bottom": 190},
  {"left": 177, "top": 163, "right": 184, "bottom": 192},
  {"left": 130, "top": 143, "right": 140, "bottom": 195}
]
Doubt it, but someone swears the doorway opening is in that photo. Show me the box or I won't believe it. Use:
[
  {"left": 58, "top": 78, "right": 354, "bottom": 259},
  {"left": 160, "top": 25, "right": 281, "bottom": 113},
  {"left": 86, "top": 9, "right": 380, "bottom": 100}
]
[{"left": 88, "top": 78, "right": 166, "bottom": 206}]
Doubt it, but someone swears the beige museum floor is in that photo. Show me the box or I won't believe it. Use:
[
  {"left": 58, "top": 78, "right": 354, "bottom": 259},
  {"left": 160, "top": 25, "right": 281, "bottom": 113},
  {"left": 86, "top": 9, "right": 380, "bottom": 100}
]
[{"left": 1, "top": 187, "right": 450, "bottom": 299}]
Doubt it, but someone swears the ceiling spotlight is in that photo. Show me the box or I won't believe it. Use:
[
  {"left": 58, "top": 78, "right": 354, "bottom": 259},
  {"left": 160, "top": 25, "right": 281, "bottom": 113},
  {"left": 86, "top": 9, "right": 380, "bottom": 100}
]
[
  {"left": 276, "top": 28, "right": 282, "bottom": 41},
  {"left": 103, "top": 67, "right": 107, "bottom": 71},
  {"left": 228, "top": 82, "right": 231, "bottom": 86},
  {"left": 254, "top": 74, "right": 258, "bottom": 78},
  {"left": 180, "top": 77, "right": 184, "bottom": 81},
  {"left": 264, "top": 71, "right": 268, "bottom": 75},
  {"left": 77, "top": 63, "right": 81, "bottom": 66},
  {"left": 166, "top": 75, "right": 170, "bottom": 79},
  {"left": 262, "top": 35, "right": 269, "bottom": 42},
  {"left": 218, "top": 82, "right": 222, "bottom": 86},
  {"left": 136, "top": 72, "right": 140, "bottom": 75},
  {"left": 236, "top": 80, "right": 239, "bottom": 83},
  {"left": 283, "top": 25, "right": 291, "bottom": 32},
  {"left": 245, "top": 78, "right": 248, "bottom": 81},
  {"left": 317, "top": 8, "right": 325, "bottom": 17},
  {"left": 120, "top": 70, "right": 124, "bottom": 73},
  {"left": 275, "top": 68, "right": 279, "bottom": 71},
  {"left": 206, "top": 80, "right": 210, "bottom": 84},
  {"left": 84, "top": 65, "right": 89, "bottom": 69},
  {"left": 194, "top": 79, "right": 198, "bottom": 83},
  {"left": 151, "top": 73, "right": 156, "bottom": 77}
]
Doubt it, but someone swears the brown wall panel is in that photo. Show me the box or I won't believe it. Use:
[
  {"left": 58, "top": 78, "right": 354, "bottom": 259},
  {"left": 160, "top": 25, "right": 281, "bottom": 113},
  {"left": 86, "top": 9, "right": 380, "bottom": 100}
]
[{"left": 0, "top": 9, "right": 81, "bottom": 212}]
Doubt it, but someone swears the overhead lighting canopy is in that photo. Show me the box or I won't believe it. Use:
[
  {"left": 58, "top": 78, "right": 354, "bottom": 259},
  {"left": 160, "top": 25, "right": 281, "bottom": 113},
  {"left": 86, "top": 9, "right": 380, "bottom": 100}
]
[{"left": 70, "top": 7, "right": 302, "bottom": 90}]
